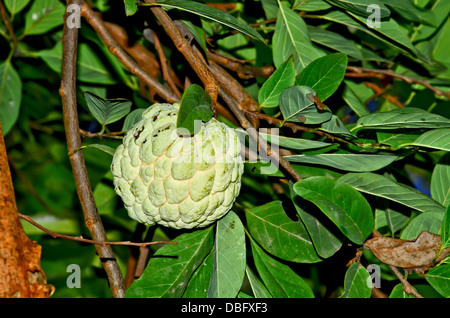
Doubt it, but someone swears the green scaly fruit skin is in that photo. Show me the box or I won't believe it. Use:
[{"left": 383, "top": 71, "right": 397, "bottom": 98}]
[{"left": 111, "top": 103, "right": 244, "bottom": 229}]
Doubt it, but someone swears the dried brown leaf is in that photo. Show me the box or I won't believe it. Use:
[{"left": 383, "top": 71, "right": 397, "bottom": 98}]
[{"left": 364, "top": 231, "right": 448, "bottom": 270}]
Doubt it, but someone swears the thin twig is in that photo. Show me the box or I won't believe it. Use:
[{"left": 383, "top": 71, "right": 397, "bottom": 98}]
[
  {"left": 60, "top": 0, "right": 126, "bottom": 298},
  {"left": 79, "top": 128, "right": 124, "bottom": 138},
  {"left": 0, "top": 1, "right": 18, "bottom": 52},
  {"left": 346, "top": 66, "right": 450, "bottom": 99},
  {"left": 18, "top": 212, "right": 176, "bottom": 248},
  {"left": 152, "top": 30, "right": 182, "bottom": 98},
  {"left": 388, "top": 265, "right": 423, "bottom": 298}
]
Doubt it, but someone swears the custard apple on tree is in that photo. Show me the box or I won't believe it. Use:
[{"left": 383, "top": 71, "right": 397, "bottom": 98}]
[{"left": 111, "top": 103, "right": 244, "bottom": 229}]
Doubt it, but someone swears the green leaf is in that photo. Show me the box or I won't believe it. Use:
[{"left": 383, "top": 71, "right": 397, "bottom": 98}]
[
  {"left": 295, "top": 104, "right": 333, "bottom": 125},
  {"left": 123, "top": 109, "right": 145, "bottom": 132},
  {"left": 340, "top": 263, "right": 372, "bottom": 298},
  {"left": 259, "top": 132, "right": 332, "bottom": 151},
  {"left": 245, "top": 266, "right": 272, "bottom": 298},
  {"left": 308, "top": 27, "right": 364, "bottom": 61},
  {"left": 258, "top": 57, "right": 296, "bottom": 108},
  {"left": 312, "top": 10, "right": 427, "bottom": 61},
  {"left": 126, "top": 226, "right": 214, "bottom": 298},
  {"left": 327, "top": 0, "right": 391, "bottom": 18},
  {"left": 290, "top": 182, "right": 344, "bottom": 258},
  {"left": 5, "top": 0, "right": 30, "bottom": 14},
  {"left": 342, "top": 80, "right": 371, "bottom": 117},
  {"left": 338, "top": 172, "right": 446, "bottom": 213},
  {"left": 176, "top": 84, "right": 214, "bottom": 136},
  {"left": 284, "top": 154, "right": 398, "bottom": 172},
  {"left": 0, "top": 61, "right": 21, "bottom": 136},
  {"left": 425, "top": 265, "right": 450, "bottom": 298},
  {"left": 182, "top": 251, "right": 213, "bottom": 298},
  {"left": 400, "top": 212, "right": 444, "bottom": 240},
  {"left": 23, "top": 0, "right": 65, "bottom": 36},
  {"left": 273, "top": 2, "right": 324, "bottom": 74},
  {"left": 431, "top": 153, "right": 450, "bottom": 208},
  {"left": 389, "top": 283, "right": 415, "bottom": 298},
  {"left": 440, "top": 205, "right": 450, "bottom": 251},
  {"left": 406, "top": 128, "right": 450, "bottom": 152},
  {"left": 296, "top": 53, "right": 348, "bottom": 101},
  {"left": 376, "top": 131, "right": 422, "bottom": 149},
  {"left": 87, "top": 144, "right": 116, "bottom": 156},
  {"left": 123, "top": 0, "right": 138, "bottom": 16},
  {"left": 320, "top": 115, "right": 357, "bottom": 139},
  {"left": 245, "top": 201, "right": 321, "bottom": 263},
  {"left": 208, "top": 211, "right": 246, "bottom": 298},
  {"left": 352, "top": 108, "right": 450, "bottom": 133},
  {"left": 249, "top": 237, "right": 315, "bottom": 298},
  {"left": 141, "top": 0, "right": 264, "bottom": 43},
  {"left": 38, "top": 42, "right": 116, "bottom": 85},
  {"left": 279, "top": 86, "right": 316, "bottom": 122},
  {"left": 293, "top": 177, "right": 374, "bottom": 245},
  {"left": 84, "top": 92, "right": 132, "bottom": 128}
]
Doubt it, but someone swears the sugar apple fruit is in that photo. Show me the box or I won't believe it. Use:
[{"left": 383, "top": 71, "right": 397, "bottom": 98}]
[{"left": 111, "top": 103, "right": 244, "bottom": 229}]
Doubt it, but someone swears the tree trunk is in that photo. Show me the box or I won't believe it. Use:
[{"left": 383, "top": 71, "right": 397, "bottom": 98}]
[{"left": 0, "top": 122, "right": 51, "bottom": 298}]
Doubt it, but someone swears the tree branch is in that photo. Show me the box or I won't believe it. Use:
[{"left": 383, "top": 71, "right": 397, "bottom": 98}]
[
  {"left": 59, "top": 0, "right": 125, "bottom": 298},
  {"left": 18, "top": 213, "right": 176, "bottom": 248},
  {"left": 346, "top": 66, "right": 450, "bottom": 99},
  {"left": 80, "top": 3, "right": 179, "bottom": 104}
]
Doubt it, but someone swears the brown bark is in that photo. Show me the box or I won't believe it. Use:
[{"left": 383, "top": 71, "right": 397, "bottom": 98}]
[{"left": 0, "top": 122, "right": 51, "bottom": 298}]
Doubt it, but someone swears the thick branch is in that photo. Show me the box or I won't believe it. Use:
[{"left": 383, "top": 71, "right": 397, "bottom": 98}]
[{"left": 59, "top": 0, "right": 125, "bottom": 298}]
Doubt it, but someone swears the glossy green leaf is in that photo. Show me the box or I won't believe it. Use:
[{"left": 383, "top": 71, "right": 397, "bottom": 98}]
[
  {"left": 0, "top": 61, "right": 21, "bottom": 135},
  {"left": 352, "top": 108, "right": 450, "bottom": 133},
  {"left": 87, "top": 144, "right": 116, "bottom": 156},
  {"left": 23, "top": 0, "right": 65, "bottom": 36},
  {"left": 5, "top": 0, "right": 30, "bottom": 14},
  {"left": 245, "top": 266, "right": 272, "bottom": 298},
  {"left": 308, "top": 27, "right": 364, "bottom": 60},
  {"left": 208, "top": 211, "right": 246, "bottom": 298},
  {"left": 327, "top": 0, "right": 390, "bottom": 18},
  {"left": 258, "top": 57, "right": 296, "bottom": 108},
  {"left": 123, "top": 109, "right": 146, "bottom": 132},
  {"left": 296, "top": 53, "right": 348, "bottom": 101},
  {"left": 407, "top": 129, "right": 450, "bottom": 152},
  {"left": 245, "top": 201, "right": 321, "bottom": 263},
  {"left": 38, "top": 42, "right": 116, "bottom": 85},
  {"left": 126, "top": 226, "right": 214, "bottom": 298},
  {"left": 389, "top": 283, "right": 415, "bottom": 298},
  {"left": 182, "top": 251, "right": 213, "bottom": 298},
  {"left": 342, "top": 80, "right": 371, "bottom": 117},
  {"left": 259, "top": 132, "right": 332, "bottom": 151},
  {"left": 425, "top": 265, "right": 450, "bottom": 297},
  {"left": 440, "top": 205, "right": 450, "bottom": 251},
  {"left": 279, "top": 86, "right": 316, "bottom": 122},
  {"left": 123, "top": 0, "right": 138, "bottom": 16},
  {"left": 249, "top": 237, "right": 315, "bottom": 298},
  {"left": 293, "top": 176, "right": 374, "bottom": 244},
  {"left": 295, "top": 104, "right": 333, "bottom": 125},
  {"left": 340, "top": 263, "right": 372, "bottom": 298},
  {"left": 338, "top": 172, "right": 446, "bottom": 213},
  {"left": 431, "top": 153, "right": 450, "bottom": 208},
  {"left": 400, "top": 212, "right": 444, "bottom": 240},
  {"left": 290, "top": 183, "right": 344, "bottom": 258},
  {"left": 284, "top": 154, "right": 398, "bottom": 172},
  {"left": 376, "top": 131, "right": 422, "bottom": 148},
  {"left": 320, "top": 115, "right": 357, "bottom": 139},
  {"left": 177, "top": 84, "right": 213, "bottom": 136},
  {"left": 141, "top": 0, "right": 264, "bottom": 42},
  {"left": 84, "top": 92, "right": 132, "bottom": 127},
  {"left": 273, "top": 2, "right": 324, "bottom": 74}
]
